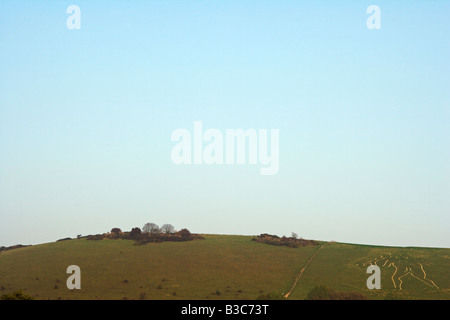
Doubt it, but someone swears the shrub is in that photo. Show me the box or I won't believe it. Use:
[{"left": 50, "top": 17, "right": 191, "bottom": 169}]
[
  {"left": 178, "top": 228, "right": 191, "bottom": 241},
  {"left": 110, "top": 228, "right": 123, "bottom": 239},
  {"left": 306, "top": 285, "right": 333, "bottom": 300},
  {"left": 1, "top": 291, "right": 34, "bottom": 300},
  {"left": 87, "top": 234, "right": 103, "bottom": 241},
  {"left": 252, "top": 233, "right": 318, "bottom": 248},
  {"left": 111, "top": 228, "right": 122, "bottom": 234},
  {"left": 0, "top": 244, "right": 31, "bottom": 251},
  {"left": 128, "top": 227, "right": 142, "bottom": 240}
]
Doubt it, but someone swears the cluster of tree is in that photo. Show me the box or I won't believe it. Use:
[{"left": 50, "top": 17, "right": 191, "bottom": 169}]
[
  {"left": 0, "top": 244, "right": 31, "bottom": 252},
  {"left": 251, "top": 233, "right": 318, "bottom": 248},
  {"left": 305, "top": 285, "right": 367, "bottom": 300},
  {"left": 86, "top": 223, "right": 204, "bottom": 244}
]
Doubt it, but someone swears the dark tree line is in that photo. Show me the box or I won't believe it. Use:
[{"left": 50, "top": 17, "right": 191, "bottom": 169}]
[
  {"left": 252, "top": 233, "right": 318, "bottom": 248},
  {"left": 0, "top": 244, "right": 31, "bottom": 252}
]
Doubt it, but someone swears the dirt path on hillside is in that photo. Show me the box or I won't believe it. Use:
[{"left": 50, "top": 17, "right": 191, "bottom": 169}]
[{"left": 283, "top": 244, "right": 325, "bottom": 299}]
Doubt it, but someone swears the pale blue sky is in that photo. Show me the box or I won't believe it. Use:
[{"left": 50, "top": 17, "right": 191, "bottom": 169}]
[{"left": 0, "top": 1, "right": 449, "bottom": 247}]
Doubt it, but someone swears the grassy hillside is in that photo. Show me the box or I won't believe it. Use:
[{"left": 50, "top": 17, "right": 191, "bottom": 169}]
[
  {"left": 287, "top": 242, "right": 450, "bottom": 300},
  {"left": 0, "top": 235, "right": 448, "bottom": 300}
]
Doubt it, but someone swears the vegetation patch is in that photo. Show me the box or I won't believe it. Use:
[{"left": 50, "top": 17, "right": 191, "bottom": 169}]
[
  {"left": 252, "top": 233, "right": 318, "bottom": 248},
  {"left": 0, "top": 244, "right": 31, "bottom": 252},
  {"left": 86, "top": 223, "right": 204, "bottom": 244},
  {"left": 1, "top": 291, "right": 34, "bottom": 300},
  {"left": 305, "top": 285, "right": 367, "bottom": 300}
]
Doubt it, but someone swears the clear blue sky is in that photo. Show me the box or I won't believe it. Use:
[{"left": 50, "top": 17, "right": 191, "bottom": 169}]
[{"left": 0, "top": 1, "right": 449, "bottom": 247}]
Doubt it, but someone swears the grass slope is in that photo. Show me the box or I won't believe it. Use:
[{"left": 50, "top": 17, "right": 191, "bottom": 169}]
[{"left": 0, "top": 235, "right": 448, "bottom": 300}]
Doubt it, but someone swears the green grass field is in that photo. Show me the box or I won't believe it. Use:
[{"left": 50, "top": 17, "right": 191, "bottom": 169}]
[{"left": 0, "top": 235, "right": 448, "bottom": 300}]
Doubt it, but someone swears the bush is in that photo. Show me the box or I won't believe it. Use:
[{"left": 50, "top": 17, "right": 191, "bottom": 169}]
[
  {"left": 178, "top": 228, "right": 191, "bottom": 241},
  {"left": 87, "top": 234, "right": 103, "bottom": 241},
  {"left": 128, "top": 227, "right": 142, "bottom": 240},
  {"left": 110, "top": 228, "right": 123, "bottom": 239},
  {"left": 0, "top": 244, "right": 31, "bottom": 252},
  {"left": 306, "top": 285, "right": 333, "bottom": 300},
  {"left": 111, "top": 228, "right": 122, "bottom": 234},
  {"left": 1, "top": 291, "right": 34, "bottom": 300}
]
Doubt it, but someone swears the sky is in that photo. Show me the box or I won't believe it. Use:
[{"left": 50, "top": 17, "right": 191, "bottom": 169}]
[{"left": 0, "top": 0, "right": 449, "bottom": 248}]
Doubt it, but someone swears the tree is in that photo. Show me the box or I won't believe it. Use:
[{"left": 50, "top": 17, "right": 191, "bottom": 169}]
[
  {"left": 110, "top": 228, "right": 122, "bottom": 239},
  {"left": 291, "top": 232, "right": 298, "bottom": 239},
  {"left": 129, "top": 227, "right": 142, "bottom": 240},
  {"left": 142, "top": 223, "right": 160, "bottom": 235},
  {"left": 178, "top": 228, "right": 191, "bottom": 241},
  {"left": 161, "top": 224, "right": 175, "bottom": 234},
  {"left": 111, "top": 228, "right": 122, "bottom": 235}
]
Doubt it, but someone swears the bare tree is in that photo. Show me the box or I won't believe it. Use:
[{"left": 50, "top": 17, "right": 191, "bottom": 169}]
[
  {"left": 291, "top": 232, "right": 298, "bottom": 239},
  {"left": 161, "top": 224, "right": 175, "bottom": 234},
  {"left": 142, "top": 223, "right": 160, "bottom": 235}
]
